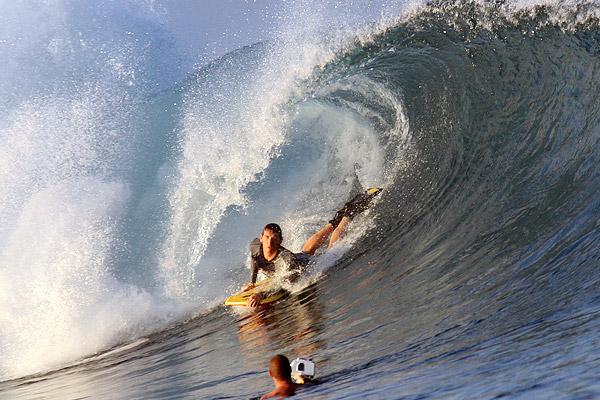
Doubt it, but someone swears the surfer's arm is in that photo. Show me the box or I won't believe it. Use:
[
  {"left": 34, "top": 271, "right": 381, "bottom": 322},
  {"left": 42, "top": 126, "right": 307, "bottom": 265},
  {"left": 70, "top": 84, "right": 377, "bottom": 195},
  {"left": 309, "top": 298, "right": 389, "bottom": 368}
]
[
  {"left": 250, "top": 257, "right": 259, "bottom": 284},
  {"left": 241, "top": 261, "right": 259, "bottom": 291},
  {"left": 240, "top": 258, "right": 260, "bottom": 293},
  {"left": 247, "top": 238, "right": 262, "bottom": 287},
  {"left": 245, "top": 259, "right": 262, "bottom": 306}
]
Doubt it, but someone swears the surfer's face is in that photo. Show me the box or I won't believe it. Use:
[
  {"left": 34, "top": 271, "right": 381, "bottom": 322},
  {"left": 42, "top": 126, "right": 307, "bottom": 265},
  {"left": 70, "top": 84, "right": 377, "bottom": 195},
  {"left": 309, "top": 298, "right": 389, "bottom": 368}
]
[{"left": 260, "top": 228, "right": 282, "bottom": 252}]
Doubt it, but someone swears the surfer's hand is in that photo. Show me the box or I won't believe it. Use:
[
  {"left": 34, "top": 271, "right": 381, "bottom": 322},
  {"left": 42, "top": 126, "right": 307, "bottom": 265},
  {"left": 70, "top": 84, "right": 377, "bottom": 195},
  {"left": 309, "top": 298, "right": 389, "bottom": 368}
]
[
  {"left": 247, "top": 293, "right": 263, "bottom": 308},
  {"left": 242, "top": 283, "right": 255, "bottom": 291}
]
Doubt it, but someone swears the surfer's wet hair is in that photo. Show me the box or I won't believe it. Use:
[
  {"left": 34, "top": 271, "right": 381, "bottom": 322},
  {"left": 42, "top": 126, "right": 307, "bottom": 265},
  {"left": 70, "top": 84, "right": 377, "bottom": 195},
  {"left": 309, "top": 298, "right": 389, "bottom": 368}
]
[{"left": 263, "top": 223, "right": 283, "bottom": 240}]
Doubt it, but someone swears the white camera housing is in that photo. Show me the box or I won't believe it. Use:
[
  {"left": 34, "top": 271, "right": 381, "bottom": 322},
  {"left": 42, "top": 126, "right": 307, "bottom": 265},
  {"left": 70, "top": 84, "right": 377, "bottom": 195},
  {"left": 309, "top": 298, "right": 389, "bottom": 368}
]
[{"left": 290, "top": 358, "right": 315, "bottom": 378}]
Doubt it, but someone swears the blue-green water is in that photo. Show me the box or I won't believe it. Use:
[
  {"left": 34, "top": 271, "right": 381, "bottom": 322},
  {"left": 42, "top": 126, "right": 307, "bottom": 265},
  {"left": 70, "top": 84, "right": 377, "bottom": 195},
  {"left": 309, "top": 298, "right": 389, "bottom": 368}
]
[{"left": 2, "top": 1, "right": 600, "bottom": 398}]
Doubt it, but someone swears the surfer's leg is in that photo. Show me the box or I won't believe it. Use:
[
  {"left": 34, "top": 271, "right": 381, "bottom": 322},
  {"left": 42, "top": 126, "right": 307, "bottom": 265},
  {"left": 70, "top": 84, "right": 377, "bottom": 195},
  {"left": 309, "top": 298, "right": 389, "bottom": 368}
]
[
  {"left": 302, "top": 223, "right": 334, "bottom": 255},
  {"left": 327, "top": 216, "right": 350, "bottom": 249},
  {"left": 304, "top": 188, "right": 382, "bottom": 254}
]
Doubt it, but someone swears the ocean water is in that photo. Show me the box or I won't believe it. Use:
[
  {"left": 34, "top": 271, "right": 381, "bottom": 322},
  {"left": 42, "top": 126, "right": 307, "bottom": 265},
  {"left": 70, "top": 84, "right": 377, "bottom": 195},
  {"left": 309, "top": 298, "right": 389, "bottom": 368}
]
[{"left": 1, "top": 0, "right": 600, "bottom": 399}]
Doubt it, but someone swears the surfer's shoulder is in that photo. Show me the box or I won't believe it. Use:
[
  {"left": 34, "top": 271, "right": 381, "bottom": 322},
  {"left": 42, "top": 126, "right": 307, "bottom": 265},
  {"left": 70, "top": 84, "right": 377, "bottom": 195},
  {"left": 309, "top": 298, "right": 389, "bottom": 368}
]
[{"left": 249, "top": 238, "right": 261, "bottom": 256}]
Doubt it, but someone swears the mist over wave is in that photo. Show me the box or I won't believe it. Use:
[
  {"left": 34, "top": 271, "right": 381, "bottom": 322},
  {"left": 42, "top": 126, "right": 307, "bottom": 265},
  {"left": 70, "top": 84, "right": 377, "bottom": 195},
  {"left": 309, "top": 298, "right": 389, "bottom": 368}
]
[
  {"left": 0, "top": 0, "right": 188, "bottom": 379},
  {"left": 2, "top": 1, "right": 600, "bottom": 395}
]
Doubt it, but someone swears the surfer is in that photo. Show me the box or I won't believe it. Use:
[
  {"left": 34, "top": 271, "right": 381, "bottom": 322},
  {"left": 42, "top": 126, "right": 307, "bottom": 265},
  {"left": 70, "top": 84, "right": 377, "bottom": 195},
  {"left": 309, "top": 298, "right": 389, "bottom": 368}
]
[
  {"left": 260, "top": 354, "right": 297, "bottom": 399},
  {"left": 243, "top": 187, "right": 382, "bottom": 307}
]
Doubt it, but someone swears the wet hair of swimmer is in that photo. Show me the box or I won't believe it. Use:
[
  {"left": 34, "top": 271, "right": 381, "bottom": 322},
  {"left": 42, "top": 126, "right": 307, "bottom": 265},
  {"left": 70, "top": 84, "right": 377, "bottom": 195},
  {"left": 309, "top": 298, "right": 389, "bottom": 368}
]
[
  {"left": 269, "top": 354, "right": 292, "bottom": 382},
  {"left": 263, "top": 223, "right": 283, "bottom": 240}
]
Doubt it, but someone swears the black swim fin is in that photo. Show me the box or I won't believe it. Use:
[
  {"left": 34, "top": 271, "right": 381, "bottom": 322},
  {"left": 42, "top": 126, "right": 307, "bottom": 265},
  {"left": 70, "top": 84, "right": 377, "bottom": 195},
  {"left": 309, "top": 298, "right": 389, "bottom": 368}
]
[{"left": 329, "top": 187, "right": 382, "bottom": 228}]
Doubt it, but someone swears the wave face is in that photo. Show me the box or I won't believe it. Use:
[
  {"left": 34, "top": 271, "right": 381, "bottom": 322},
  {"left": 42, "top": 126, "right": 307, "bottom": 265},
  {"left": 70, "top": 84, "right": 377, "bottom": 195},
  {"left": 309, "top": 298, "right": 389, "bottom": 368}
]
[{"left": 2, "top": 0, "right": 600, "bottom": 398}]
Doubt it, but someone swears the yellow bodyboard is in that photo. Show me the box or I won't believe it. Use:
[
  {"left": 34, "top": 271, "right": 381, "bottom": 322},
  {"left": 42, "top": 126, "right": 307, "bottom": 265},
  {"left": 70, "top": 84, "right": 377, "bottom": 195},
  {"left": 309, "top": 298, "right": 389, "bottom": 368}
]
[{"left": 224, "top": 279, "right": 288, "bottom": 307}]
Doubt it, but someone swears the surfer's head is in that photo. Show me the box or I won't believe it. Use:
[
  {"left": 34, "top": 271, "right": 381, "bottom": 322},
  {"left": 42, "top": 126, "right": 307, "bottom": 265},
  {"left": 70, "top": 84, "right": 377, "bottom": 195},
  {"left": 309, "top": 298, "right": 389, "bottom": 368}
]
[
  {"left": 260, "top": 223, "right": 283, "bottom": 252},
  {"left": 269, "top": 354, "right": 293, "bottom": 382}
]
